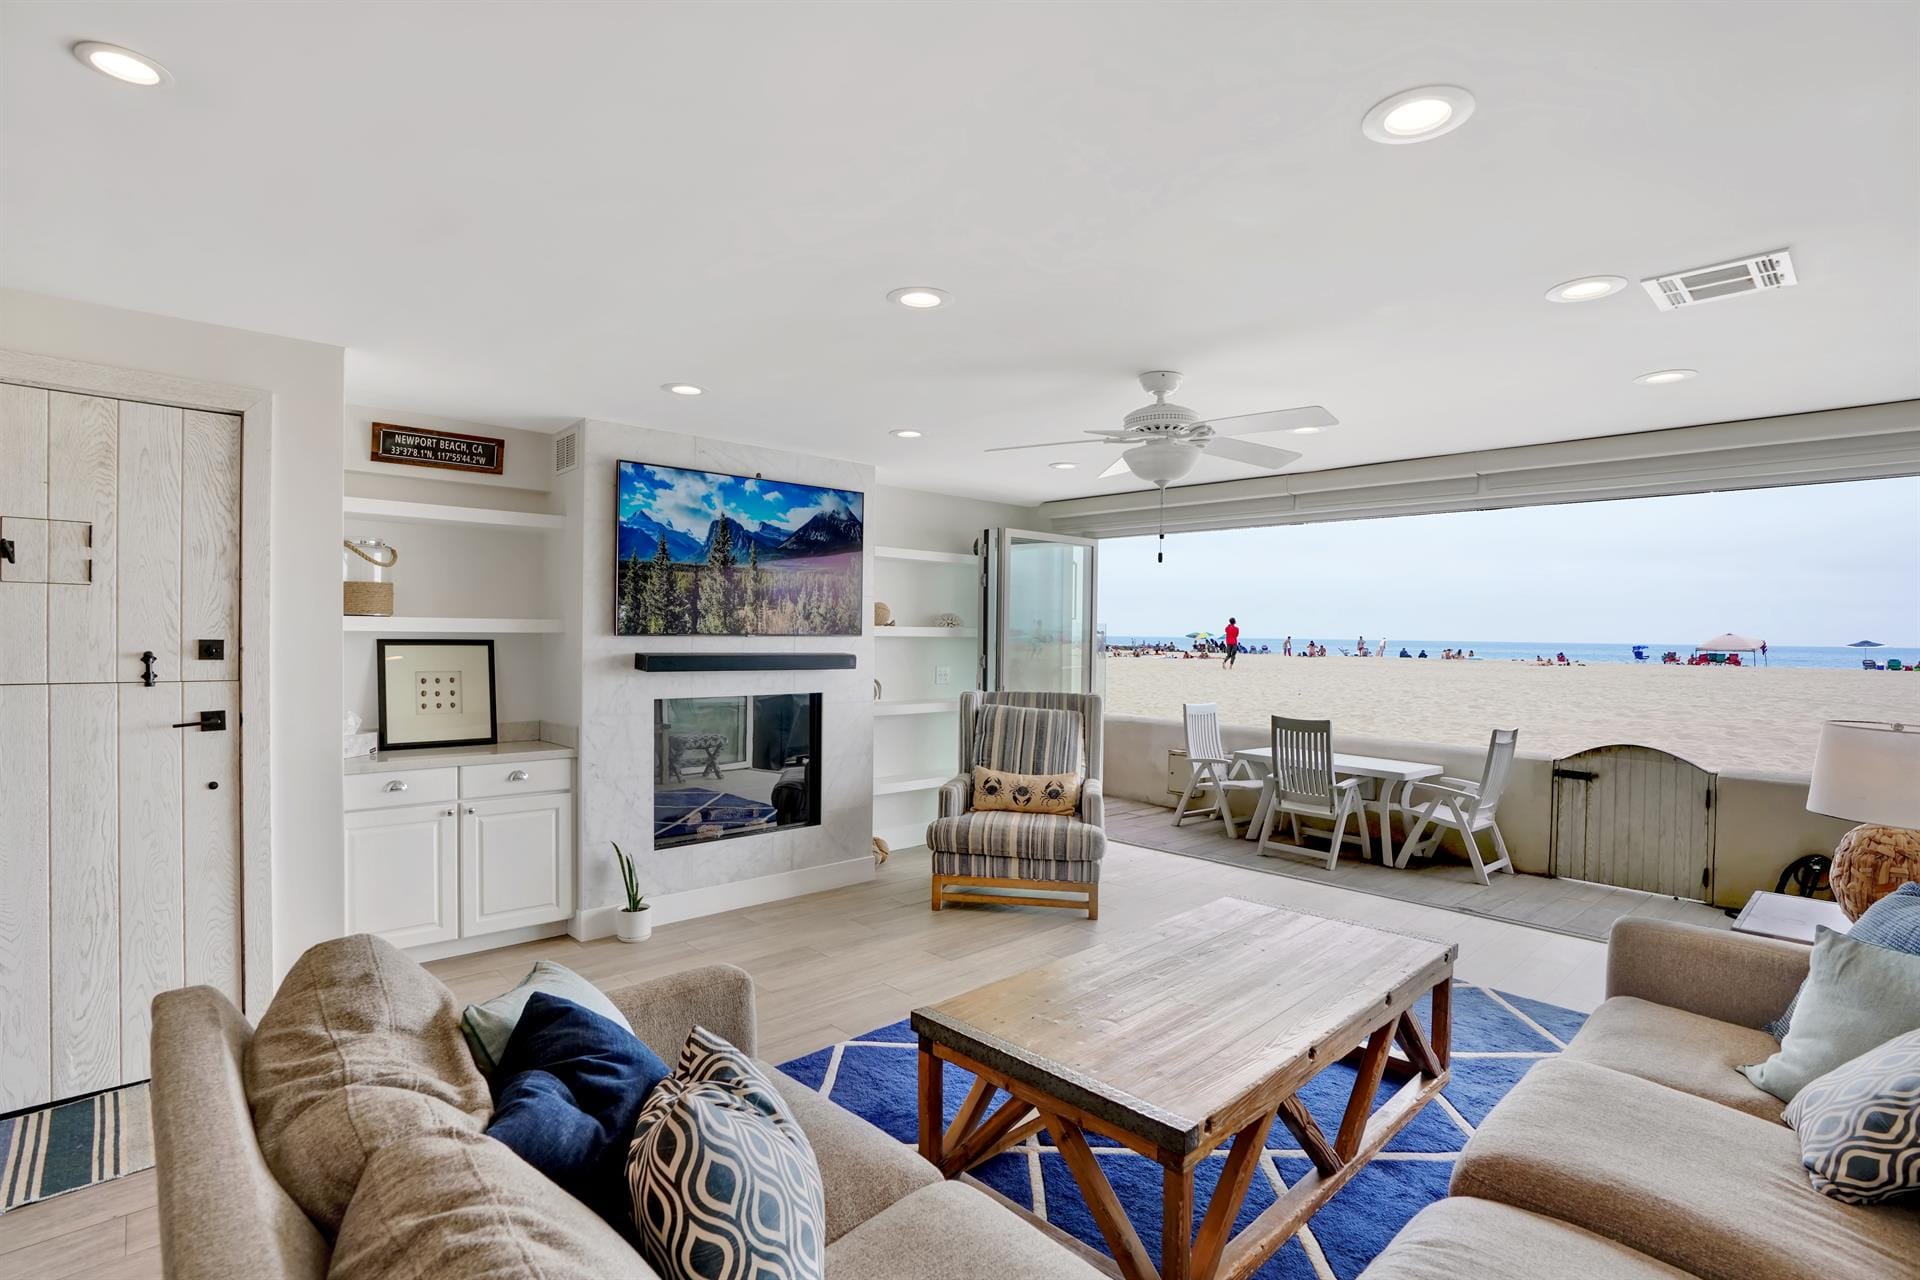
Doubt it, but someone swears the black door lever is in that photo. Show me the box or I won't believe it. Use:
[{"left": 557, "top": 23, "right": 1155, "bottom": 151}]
[
  {"left": 1, "top": 537, "right": 14, "bottom": 565},
  {"left": 172, "top": 710, "right": 227, "bottom": 732}
]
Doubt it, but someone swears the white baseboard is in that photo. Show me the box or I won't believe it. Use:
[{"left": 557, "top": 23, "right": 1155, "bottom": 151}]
[
  {"left": 405, "top": 920, "right": 571, "bottom": 963},
  {"left": 569, "top": 855, "right": 878, "bottom": 941}
]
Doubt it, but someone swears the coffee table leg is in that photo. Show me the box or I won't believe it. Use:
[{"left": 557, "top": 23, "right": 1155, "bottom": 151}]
[
  {"left": 1162, "top": 1163, "right": 1194, "bottom": 1280},
  {"left": 1430, "top": 977, "right": 1452, "bottom": 1068},
  {"left": 917, "top": 1038, "right": 943, "bottom": 1164}
]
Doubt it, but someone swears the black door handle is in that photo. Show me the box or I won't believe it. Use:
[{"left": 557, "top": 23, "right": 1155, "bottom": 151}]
[
  {"left": 172, "top": 710, "right": 227, "bottom": 732},
  {"left": 1, "top": 537, "right": 13, "bottom": 565}
]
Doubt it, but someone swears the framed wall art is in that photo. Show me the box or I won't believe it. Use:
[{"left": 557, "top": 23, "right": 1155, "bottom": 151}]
[{"left": 375, "top": 638, "right": 499, "bottom": 750}]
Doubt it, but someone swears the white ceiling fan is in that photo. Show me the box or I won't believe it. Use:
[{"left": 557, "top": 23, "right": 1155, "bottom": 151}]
[{"left": 986, "top": 370, "right": 1336, "bottom": 486}]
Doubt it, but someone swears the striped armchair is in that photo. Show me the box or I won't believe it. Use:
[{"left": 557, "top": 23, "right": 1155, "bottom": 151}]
[{"left": 926, "top": 690, "right": 1106, "bottom": 919}]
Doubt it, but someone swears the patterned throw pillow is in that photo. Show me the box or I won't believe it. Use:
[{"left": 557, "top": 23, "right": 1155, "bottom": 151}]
[
  {"left": 970, "top": 766, "right": 1080, "bottom": 815},
  {"left": 1767, "top": 883, "right": 1920, "bottom": 1039},
  {"left": 1783, "top": 1028, "right": 1920, "bottom": 1203},
  {"left": 626, "top": 1027, "right": 825, "bottom": 1280}
]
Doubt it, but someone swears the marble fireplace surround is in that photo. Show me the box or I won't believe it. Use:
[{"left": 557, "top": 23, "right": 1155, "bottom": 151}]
[{"left": 565, "top": 418, "right": 877, "bottom": 938}]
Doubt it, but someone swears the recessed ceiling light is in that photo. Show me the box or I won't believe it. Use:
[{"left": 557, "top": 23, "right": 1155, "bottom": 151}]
[
  {"left": 1635, "top": 368, "right": 1698, "bottom": 385},
  {"left": 1361, "top": 85, "right": 1475, "bottom": 144},
  {"left": 887, "top": 287, "right": 950, "bottom": 309},
  {"left": 1049, "top": 461, "right": 1077, "bottom": 470},
  {"left": 73, "top": 41, "right": 169, "bottom": 86},
  {"left": 1289, "top": 426, "right": 1325, "bottom": 435},
  {"left": 890, "top": 429, "right": 924, "bottom": 439},
  {"left": 661, "top": 383, "right": 705, "bottom": 396},
  {"left": 1545, "top": 275, "right": 1629, "bottom": 304}
]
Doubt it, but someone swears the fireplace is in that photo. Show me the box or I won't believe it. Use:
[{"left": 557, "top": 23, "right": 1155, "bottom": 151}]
[{"left": 654, "top": 693, "right": 822, "bottom": 849}]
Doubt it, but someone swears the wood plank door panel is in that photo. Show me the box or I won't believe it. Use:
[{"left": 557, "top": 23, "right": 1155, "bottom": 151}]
[
  {"left": 117, "top": 401, "right": 183, "bottom": 684},
  {"left": 119, "top": 682, "right": 184, "bottom": 1082},
  {"left": 0, "top": 384, "right": 49, "bottom": 685},
  {"left": 184, "top": 680, "right": 242, "bottom": 1000},
  {"left": 51, "top": 682, "right": 120, "bottom": 1097},
  {"left": 1551, "top": 746, "right": 1715, "bottom": 901},
  {"left": 0, "top": 685, "right": 51, "bottom": 1111},
  {"left": 181, "top": 412, "right": 240, "bottom": 682},
  {"left": 47, "top": 392, "right": 118, "bottom": 683}
]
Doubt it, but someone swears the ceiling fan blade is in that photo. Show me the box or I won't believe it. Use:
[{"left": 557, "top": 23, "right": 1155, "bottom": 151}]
[
  {"left": 1194, "top": 405, "right": 1338, "bottom": 436},
  {"left": 983, "top": 438, "right": 1112, "bottom": 454},
  {"left": 1202, "top": 436, "right": 1303, "bottom": 471},
  {"left": 1097, "top": 455, "right": 1133, "bottom": 479}
]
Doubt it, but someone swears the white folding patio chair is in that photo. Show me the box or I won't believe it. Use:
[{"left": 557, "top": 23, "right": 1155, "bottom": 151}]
[
  {"left": 1396, "top": 728, "right": 1519, "bottom": 884},
  {"left": 1172, "top": 702, "right": 1264, "bottom": 838},
  {"left": 1254, "top": 716, "right": 1370, "bottom": 870}
]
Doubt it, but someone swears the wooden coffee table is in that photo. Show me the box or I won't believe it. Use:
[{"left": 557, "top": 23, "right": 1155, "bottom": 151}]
[{"left": 912, "top": 897, "right": 1456, "bottom": 1280}]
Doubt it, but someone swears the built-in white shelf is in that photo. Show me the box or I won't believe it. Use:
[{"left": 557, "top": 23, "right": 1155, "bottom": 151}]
[
  {"left": 343, "top": 615, "right": 564, "bottom": 634},
  {"left": 874, "top": 772, "right": 951, "bottom": 796},
  {"left": 876, "top": 626, "right": 979, "bottom": 639},
  {"left": 875, "top": 822, "right": 930, "bottom": 852},
  {"left": 874, "top": 698, "right": 960, "bottom": 717},
  {"left": 344, "top": 496, "right": 565, "bottom": 531},
  {"left": 873, "top": 545, "right": 976, "bottom": 567}
]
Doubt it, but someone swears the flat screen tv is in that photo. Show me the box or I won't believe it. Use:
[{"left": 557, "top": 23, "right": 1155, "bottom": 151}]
[{"left": 615, "top": 460, "right": 864, "bottom": 637}]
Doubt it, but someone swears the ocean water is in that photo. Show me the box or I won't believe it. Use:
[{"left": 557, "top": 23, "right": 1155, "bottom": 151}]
[{"left": 1100, "top": 635, "right": 1916, "bottom": 670}]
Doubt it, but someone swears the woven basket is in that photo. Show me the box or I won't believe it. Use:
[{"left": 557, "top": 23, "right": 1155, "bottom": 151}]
[{"left": 343, "top": 581, "right": 394, "bottom": 617}]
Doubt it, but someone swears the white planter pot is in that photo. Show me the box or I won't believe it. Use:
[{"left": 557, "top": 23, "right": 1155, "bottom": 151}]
[{"left": 616, "top": 908, "right": 653, "bottom": 943}]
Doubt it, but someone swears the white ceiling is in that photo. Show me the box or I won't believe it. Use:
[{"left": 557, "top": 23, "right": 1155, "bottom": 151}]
[{"left": 4, "top": 2, "right": 1917, "bottom": 504}]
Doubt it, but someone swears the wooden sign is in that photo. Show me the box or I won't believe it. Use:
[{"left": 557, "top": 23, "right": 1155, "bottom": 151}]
[{"left": 369, "top": 423, "right": 505, "bottom": 474}]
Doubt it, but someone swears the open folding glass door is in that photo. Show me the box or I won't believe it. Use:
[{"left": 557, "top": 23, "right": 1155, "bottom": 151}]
[{"left": 983, "top": 529, "right": 1098, "bottom": 694}]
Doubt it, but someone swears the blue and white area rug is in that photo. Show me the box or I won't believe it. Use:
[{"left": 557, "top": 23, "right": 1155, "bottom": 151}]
[
  {"left": 0, "top": 1083, "right": 153, "bottom": 1214},
  {"left": 778, "top": 982, "right": 1585, "bottom": 1280}
]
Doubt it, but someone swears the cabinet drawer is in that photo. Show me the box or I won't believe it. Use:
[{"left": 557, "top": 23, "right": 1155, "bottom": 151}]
[
  {"left": 344, "top": 767, "right": 458, "bottom": 811},
  {"left": 460, "top": 758, "right": 572, "bottom": 798}
]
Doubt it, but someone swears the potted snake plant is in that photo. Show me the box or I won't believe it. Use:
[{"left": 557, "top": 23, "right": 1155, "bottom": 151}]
[{"left": 613, "top": 842, "right": 652, "bottom": 942}]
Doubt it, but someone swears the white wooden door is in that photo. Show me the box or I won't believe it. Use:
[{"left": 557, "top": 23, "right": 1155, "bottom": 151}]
[
  {"left": 1551, "top": 745, "right": 1717, "bottom": 901},
  {"left": 0, "top": 384, "right": 242, "bottom": 1111},
  {"left": 346, "top": 805, "right": 460, "bottom": 949},
  {"left": 460, "top": 794, "right": 573, "bottom": 936}
]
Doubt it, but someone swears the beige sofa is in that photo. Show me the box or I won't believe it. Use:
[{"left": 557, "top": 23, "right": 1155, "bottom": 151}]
[
  {"left": 150, "top": 935, "right": 1105, "bottom": 1280},
  {"left": 1362, "top": 919, "right": 1920, "bottom": 1280}
]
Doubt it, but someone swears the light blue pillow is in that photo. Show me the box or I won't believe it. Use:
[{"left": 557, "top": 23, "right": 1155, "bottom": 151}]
[
  {"left": 1783, "top": 1027, "right": 1920, "bottom": 1203},
  {"left": 1767, "top": 883, "right": 1920, "bottom": 1039},
  {"left": 1741, "top": 928, "right": 1920, "bottom": 1103},
  {"left": 461, "top": 960, "right": 633, "bottom": 1074}
]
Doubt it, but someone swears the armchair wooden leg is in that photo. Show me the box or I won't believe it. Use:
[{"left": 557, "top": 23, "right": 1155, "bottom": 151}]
[
  {"left": 931, "top": 874, "right": 945, "bottom": 911},
  {"left": 1087, "top": 883, "right": 1099, "bottom": 921}
]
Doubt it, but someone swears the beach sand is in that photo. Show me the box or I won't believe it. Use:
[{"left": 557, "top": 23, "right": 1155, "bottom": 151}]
[{"left": 1102, "top": 654, "right": 1920, "bottom": 775}]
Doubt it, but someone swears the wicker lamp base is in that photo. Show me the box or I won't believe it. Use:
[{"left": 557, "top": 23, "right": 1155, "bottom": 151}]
[{"left": 1829, "top": 823, "right": 1920, "bottom": 920}]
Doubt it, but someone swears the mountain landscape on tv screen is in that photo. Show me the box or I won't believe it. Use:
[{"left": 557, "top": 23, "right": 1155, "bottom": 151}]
[{"left": 615, "top": 461, "right": 864, "bottom": 637}]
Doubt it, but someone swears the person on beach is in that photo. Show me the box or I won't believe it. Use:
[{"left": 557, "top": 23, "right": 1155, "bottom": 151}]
[
  {"left": 1282, "top": 635, "right": 1292, "bottom": 656},
  {"left": 1223, "top": 617, "right": 1241, "bottom": 668},
  {"left": 1357, "top": 635, "right": 1369, "bottom": 657}
]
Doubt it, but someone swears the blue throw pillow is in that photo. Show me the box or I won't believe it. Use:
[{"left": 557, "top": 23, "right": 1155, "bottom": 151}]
[
  {"left": 485, "top": 991, "right": 670, "bottom": 1235},
  {"left": 1768, "top": 883, "right": 1920, "bottom": 1039},
  {"left": 1784, "top": 1027, "right": 1920, "bottom": 1203}
]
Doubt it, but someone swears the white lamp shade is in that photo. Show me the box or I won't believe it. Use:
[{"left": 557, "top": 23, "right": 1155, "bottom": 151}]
[{"left": 1806, "top": 720, "right": 1920, "bottom": 828}]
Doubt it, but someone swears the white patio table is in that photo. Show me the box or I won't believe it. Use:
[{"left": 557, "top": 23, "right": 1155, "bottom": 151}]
[{"left": 1229, "top": 746, "right": 1443, "bottom": 865}]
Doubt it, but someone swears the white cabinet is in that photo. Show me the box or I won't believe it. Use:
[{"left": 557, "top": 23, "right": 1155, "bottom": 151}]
[
  {"left": 345, "top": 803, "right": 460, "bottom": 948},
  {"left": 460, "top": 793, "right": 573, "bottom": 935},
  {"left": 344, "top": 755, "right": 574, "bottom": 951}
]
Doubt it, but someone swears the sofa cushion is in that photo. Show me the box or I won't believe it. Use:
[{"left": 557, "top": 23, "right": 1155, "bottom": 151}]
[
  {"left": 627, "top": 1028, "right": 826, "bottom": 1280},
  {"left": 1452, "top": 1057, "right": 1920, "bottom": 1280},
  {"left": 824, "top": 1181, "right": 1107, "bottom": 1280},
  {"left": 927, "top": 812, "right": 1107, "bottom": 863},
  {"left": 1784, "top": 1027, "right": 1920, "bottom": 1204},
  {"left": 464, "top": 958, "right": 636, "bottom": 1074},
  {"left": 765, "top": 1065, "right": 940, "bottom": 1244},
  {"left": 1561, "top": 996, "right": 1784, "bottom": 1121},
  {"left": 485, "top": 992, "right": 671, "bottom": 1234},
  {"left": 1768, "top": 883, "right": 1920, "bottom": 1038},
  {"left": 329, "top": 1126, "right": 658, "bottom": 1280},
  {"left": 1740, "top": 926, "right": 1920, "bottom": 1102},
  {"left": 246, "top": 934, "right": 491, "bottom": 1233},
  {"left": 1357, "top": 1197, "right": 1690, "bottom": 1280},
  {"left": 973, "top": 704, "right": 1084, "bottom": 778}
]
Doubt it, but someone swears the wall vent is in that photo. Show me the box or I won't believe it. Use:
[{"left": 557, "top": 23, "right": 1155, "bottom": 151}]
[
  {"left": 1641, "top": 249, "right": 1796, "bottom": 311},
  {"left": 552, "top": 428, "right": 579, "bottom": 475}
]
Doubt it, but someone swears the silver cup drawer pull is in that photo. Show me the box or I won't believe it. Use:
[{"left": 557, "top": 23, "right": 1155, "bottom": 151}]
[
  {"left": 383, "top": 780, "right": 408, "bottom": 793},
  {"left": 506, "top": 769, "right": 530, "bottom": 782}
]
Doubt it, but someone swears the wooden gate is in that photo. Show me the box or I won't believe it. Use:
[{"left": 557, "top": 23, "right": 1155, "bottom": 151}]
[{"left": 1550, "top": 745, "right": 1716, "bottom": 900}]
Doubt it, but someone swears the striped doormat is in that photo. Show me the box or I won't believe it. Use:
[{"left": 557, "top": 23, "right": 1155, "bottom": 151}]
[{"left": 0, "top": 1084, "right": 153, "bottom": 1214}]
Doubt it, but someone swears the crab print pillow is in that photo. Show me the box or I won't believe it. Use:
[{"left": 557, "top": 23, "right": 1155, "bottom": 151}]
[{"left": 970, "top": 767, "right": 1080, "bottom": 816}]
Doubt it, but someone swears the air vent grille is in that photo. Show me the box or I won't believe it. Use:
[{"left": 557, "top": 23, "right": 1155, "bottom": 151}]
[
  {"left": 553, "top": 429, "right": 579, "bottom": 475},
  {"left": 1642, "top": 249, "right": 1797, "bottom": 311}
]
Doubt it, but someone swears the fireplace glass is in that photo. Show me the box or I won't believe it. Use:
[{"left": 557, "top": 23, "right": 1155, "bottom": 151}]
[{"left": 654, "top": 693, "right": 821, "bottom": 849}]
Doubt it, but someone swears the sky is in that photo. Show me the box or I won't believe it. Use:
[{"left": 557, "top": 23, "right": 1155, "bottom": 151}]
[
  {"left": 1098, "top": 477, "right": 1920, "bottom": 646},
  {"left": 618, "top": 462, "right": 862, "bottom": 538}
]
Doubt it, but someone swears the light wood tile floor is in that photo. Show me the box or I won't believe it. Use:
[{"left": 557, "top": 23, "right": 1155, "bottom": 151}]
[{"left": 0, "top": 840, "right": 1611, "bottom": 1278}]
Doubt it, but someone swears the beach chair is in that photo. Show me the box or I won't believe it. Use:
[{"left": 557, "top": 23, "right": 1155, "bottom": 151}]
[
  {"left": 1173, "top": 702, "right": 1264, "bottom": 838},
  {"left": 1396, "top": 728, "right": 1519, "bottom": 885},
  {"left": 1253, "top": 716, "right": 1370, "bottom": 870}
]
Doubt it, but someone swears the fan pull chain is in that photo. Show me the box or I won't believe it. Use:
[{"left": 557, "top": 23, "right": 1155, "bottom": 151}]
[{"left": 1157, "top": 486, "right": 1166, "bottom": 563}]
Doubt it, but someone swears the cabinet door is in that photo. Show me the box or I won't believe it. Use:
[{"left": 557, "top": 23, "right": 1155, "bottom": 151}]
[
  {"left": 460, "top": 793, "right": 573, "bottom": 936},
  {"left": 346, "top": 803, "right": 459, "bottom": 948}
]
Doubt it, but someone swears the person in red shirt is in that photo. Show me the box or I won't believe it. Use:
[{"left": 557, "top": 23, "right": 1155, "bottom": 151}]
[{"left": 1223, "top": 618, "right": 1241, "bottom": 668}]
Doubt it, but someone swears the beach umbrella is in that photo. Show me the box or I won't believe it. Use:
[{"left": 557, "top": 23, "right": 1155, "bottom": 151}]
[
  {"left": 1847, "top": 640, "right": 1884, "bottom": 648},
  {"left": 1184, "top": 631, "right": 1213, "bottom": 640},
  {"left": 1697, "top": 632, "right": 1763, "bottom": 652}
]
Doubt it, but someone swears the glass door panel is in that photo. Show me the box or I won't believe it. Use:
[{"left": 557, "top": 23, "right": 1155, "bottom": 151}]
[{"left": 990, "top": 529, "right": 1097, "bottom": 693}]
